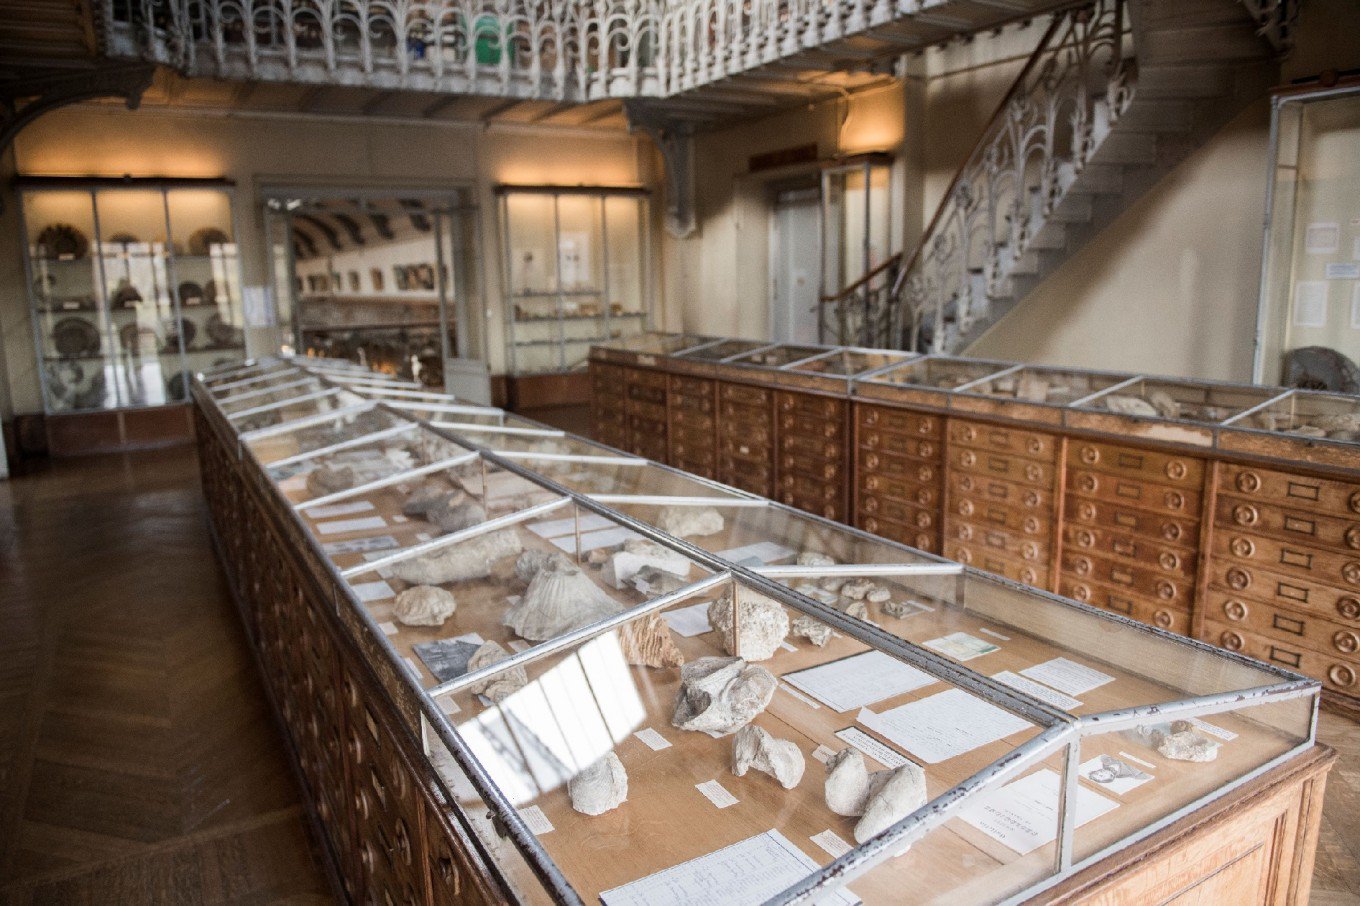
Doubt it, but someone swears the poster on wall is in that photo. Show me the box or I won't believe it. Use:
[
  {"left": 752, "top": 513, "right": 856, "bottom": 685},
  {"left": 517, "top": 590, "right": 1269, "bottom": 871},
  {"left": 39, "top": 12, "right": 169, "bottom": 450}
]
[
  {"left": 243, "top": 286, "right": 274, "bottom": 327},
  {"left": 1293, "top": 280, "right": 1329, "bottom": 328},
  {"left": 1305, "top": 222, "right": 1340, "bottom": 254}
]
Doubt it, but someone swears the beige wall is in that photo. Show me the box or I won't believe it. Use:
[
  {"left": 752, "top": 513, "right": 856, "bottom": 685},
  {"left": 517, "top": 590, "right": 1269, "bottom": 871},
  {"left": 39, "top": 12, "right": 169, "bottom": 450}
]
[{"left": 0, "top": 106, "right": 653, "bottom": 416}]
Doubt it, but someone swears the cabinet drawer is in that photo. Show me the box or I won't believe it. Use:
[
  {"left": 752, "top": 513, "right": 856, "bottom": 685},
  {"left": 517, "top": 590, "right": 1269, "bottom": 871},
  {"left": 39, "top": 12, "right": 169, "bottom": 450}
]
[
  {"left": 626, "top": 384, "right": 666, "bottom": 406},
  {"left": 780, "top": 491, "right": 845, "bottom": 521},
  {"left": 949, "top": 447, "right": 1055, "bottom": 488},
  {"left": 861, "top": 512, "right": 938, "bottom": 553},
  {"left": 1066, "top": 439, "right": 1204, "bottom": 485},
  {"left": 1211, "top": 529, "right": 1360, "bottom": 590},
  {"left": 720, "top": 400, "right": 773, "bottom": 424},
  {"left": 780, "top": 411, "right": 843, "bottom": 438},
  {"left": 779, "top": 470, "right": 841, "bottom": 499},
  {"left": 1062, "top": 550, "right": 1195, "bottom": 608},
  {"left": 627, "top": 414, "right": 666, "bottom": 439},
  {"left": 627, "top": 398, "right": 666, "bottom": 422},
  {"left": 669, "top": 439, "right": 715, "bottom": 465},
  {"left": 944, "top": 540, "right": 1048, "bottom": 587},
  {"left": 779, "top": 454, "right": 841, "bottom": 483},
  {"left": 669, "top": 396, "right": 714, "bottom": 418},
  {"left": 1062, "top": 524, "right": 1196, "bottom": 578},
  {"left": 1218, "top": 461, "right": 1360, "bottom": 517},
  {"left": 719, "top": 382, "right": 771, "bottom": 407},
  {"left": 777, "top": 391, "right": 842, "bottom": 420},
  {"left": 859, "top": 430, "right": 940, "bottom": 461},
  {"left": 1066, "top": 468, "right": 1203, "bottom": 519},
  {"left": 949, "top": 520, "right": 1049, "bottom": 563},
  {"left": 779, "top": 432, "right": 844, "bottom": 459},
  {"left": 1203, "top": 587, "right": 1360, "bottom": 659},
  {"left": 948, "top": 419, "right": 1057, "bottom": 462},
  {"left": 949, "top": 471, "right": 1054, "bottom": 511},
  {"left": 625, "top": 366, "right": 668, "bottom": 390},
  {"left": 718, "top": 420, "right": 772, "bottom": 447},
  {"left": 860, "top": 494, "right": 938, "bottom": 530},
  {"left": 861, "top": 458, "right": 940, "bottom": 491},
  {"left": 1065, "top": 496, "right": 1198, "bottom": 549},
  {"left": 668, "top": 374, "right": 714, "bottom": 398},
  {"left": 1059, "top": 578, "right": 1190, "bottom": 634},
  {"left": 1213, "top": 496, "right": 1360, "bottom": 552},
  {"left": 669, "top": 418, "right": 715, "bottom": 445},
  {"left": 720, "top": 441, "right": 773, "bottom": 466},
  {"left": 950, "top": 495, "right": 1049, "bottom": 537},
  {"left": 1206, "top": 557, "right": 1360, "bottom": 620},
  {"left": 857, "top": 404, "right": 941, "bottom": 438},
  {"left": 860, "top": 479, "right": 939, "bottom": 509},
  {"left": 1202, "top": 618, "right": 1358, "bottom": 693}
]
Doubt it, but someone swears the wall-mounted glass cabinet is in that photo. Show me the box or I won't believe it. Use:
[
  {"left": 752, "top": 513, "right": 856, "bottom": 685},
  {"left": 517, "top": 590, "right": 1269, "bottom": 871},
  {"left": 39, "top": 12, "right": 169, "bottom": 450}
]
[
  {"left": 18, "top": 177, "right": 247, "bottom": 413},
  {"left": 497, "top": 185, "right": 650, "bottom": 374}
]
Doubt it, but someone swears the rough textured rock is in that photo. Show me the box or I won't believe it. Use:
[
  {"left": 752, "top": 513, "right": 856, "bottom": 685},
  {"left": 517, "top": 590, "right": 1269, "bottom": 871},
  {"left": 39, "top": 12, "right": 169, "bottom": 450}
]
[
  {"left": 1313, "top": 413, "right": 1360, "bottom": 432},
  {"left": 707, "top": 590, "right": 789, "bottom": 661},
  {"left": 466, "top": 641, "right": 528, "bottom": 703},
  {"left": 819, "top": 577, "right": 846, "bottom": 593},
  {"left": 1147, "top": 389, "right": 1181, "bottom": 419},
  {"left": 1288, "top": 425, "right": 1328, "bottom": 438},
  {"left": 618, "top": 611, "right": 685, "bottom": 669},
  {"left": 514, "top": 549, "right": 572, "bottom": 585},
  {"left": 840, "top": 579, "right": 875, "bottom": 601},
  {"left": 672, "top": 657, "right": 777, "bottom": 738},
  {"left": 392, "top": 585, "right": 457, "bottom": 627},
  {"left": 843, "top": 599, "right": 870, "bottom": 621},
  {"left": 656, "top": 506, "right": 725, "bottom": 538},
  {"left": 401, "top": 480, "right": 458, "bottom": 518},
  {"left": 1104, "top": 394, "right": 1160, "bottom": 418},
  {"left": 1155, "top": 727, "right": 1218, "bottom": 763},
  {"left": 797, "top": 551, "right": 836, "bottom": 568},
  {"left": 633, "top": 566, "right": 688, "bottom": 595},
  {"left": 306, "top": 464, "right": 357, "bottom": 496},
  {"left": 390, "top": 529, "right": 523, "bottom": 585},
  {"left": 866, "top": 587, "right": 891, "bottom": 604},
  {"left": 1015, "top": 372, "right": 1050, "bottom": 403},
  {"left": 824, "top": 748, "right": 872, "bottom": 816},
  {"left": 427, "top": 499, "right": 487, "bottom": 534},
  {"left": 568, "top": 752, "right": 628, "bottom": 816},
  {"left": 603, "top": 539, "right": 691, "bottom": 589},
  {"left": 791, "top": 614, "right": 833, "bottom": 647},
  {"left": 732, "top": 725, "right": 805, "bottom": 790},
  {"left": 854, "top": 763, "right": 928, "bottom": 843},
  {"left": 504, "top": 556, "right": 622, "bottom": 641},
  {"left": 883, "top": 599, "right": 925, "bottom": 619},
  {"left": 1284, "top": 345, "right": 1360, "bottom": 394}
]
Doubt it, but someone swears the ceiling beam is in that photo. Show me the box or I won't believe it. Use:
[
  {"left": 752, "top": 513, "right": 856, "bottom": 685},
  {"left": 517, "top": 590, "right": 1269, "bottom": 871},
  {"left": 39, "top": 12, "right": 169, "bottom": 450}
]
[{"left": 295, "top": 213, "right": 342, "bottom": 250}]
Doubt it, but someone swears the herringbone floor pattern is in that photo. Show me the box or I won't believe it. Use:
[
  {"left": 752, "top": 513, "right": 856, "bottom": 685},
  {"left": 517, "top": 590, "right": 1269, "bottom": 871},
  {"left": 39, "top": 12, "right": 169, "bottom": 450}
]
[{"left": 0, "top": 448, "right": 331, "bottom": 904}]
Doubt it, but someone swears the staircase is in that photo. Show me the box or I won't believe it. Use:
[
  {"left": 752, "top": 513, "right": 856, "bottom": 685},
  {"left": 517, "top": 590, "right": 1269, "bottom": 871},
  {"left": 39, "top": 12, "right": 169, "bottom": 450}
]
[{"left": 881, "top": 0, "right": 1289, "bottom": 354}]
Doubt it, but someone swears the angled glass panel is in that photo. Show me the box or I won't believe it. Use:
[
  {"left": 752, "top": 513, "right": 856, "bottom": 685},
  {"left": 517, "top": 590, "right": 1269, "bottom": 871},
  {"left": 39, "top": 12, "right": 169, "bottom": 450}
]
[
  {"left": 595, "top": 332, "right": 715, "bottom": 355},
  {"left": 727, "top": 343, "right": 831, "bottom": 368},
  {"left": 860, "top": 356, "right": 1016, "bottom": 391},
  {"left": 243, "top": 399, "right": 407, "bottom": 466},
  {"left": 790, "top": 348, "right": 915, "bottom": 377},
  {"left": 674, "top": 338, "right": 770, "bottom": 362},
  {"left": 1232, "top": 388, "right": 1360, "bottom": 442},
  {"left": 1070, "top": 376, "right": 1289, "bottom": 425},
  {"left": 549, "top": 460, "right": 751, "bottom": 499},
  {"left": 957, "top": 365, "right": 1137, "bottom": 407}
]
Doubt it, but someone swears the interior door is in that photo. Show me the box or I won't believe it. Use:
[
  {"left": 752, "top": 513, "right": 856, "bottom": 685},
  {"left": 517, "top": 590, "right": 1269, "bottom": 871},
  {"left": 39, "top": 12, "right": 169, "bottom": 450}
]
[
  {"left": 434, "top": 206, "right": 492, "bottom": 404},
  {"left": 771, "top": 188, "right": 821, "bottom": 345}
]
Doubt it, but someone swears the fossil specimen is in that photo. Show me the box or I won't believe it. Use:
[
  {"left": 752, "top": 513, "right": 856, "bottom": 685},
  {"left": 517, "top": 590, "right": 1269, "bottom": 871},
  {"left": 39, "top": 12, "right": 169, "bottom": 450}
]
[
  {"left": 390, "top": 529, "right": 523, "bottom": 585},
  {"left": 824, "top": 748, "right": 872, "bottom": 816},
  {"left": 466, "top": 641, "right": 528, "bottom": 703},
  {"left": 514, "top": 549, "right": 572, "bottom": 584},
  {"left": 618, "top": 611, "right": 685, "bottom": 669},
  {"left": 656, "top": 506, "right": 725, "bottom": 538},
  {"left": 884, "top": 599, "right": 925, "bottom": 619},
  {"left": 819, "top": 577, "right": 846, "bottom": 593},
  {"left": 568, "top": 752, "right": 628, "bottom": 816},
  {"left": 426, "top": 498, "right": 487, "bottom": 534},
  {"left": 1314, "top": 413, "right": 1360, "bottom": 432},
  {"left": 401, "top": 480, "right": 456, "bottom": 518},
  {"left": 840, "top": 579, "right": 875, "bottom": 601},
  {"left": 1104, "top": 395, "right": 1159, "bottom": 418},
  {"left": 791, "top": 614, "right": 833, "bottom": 647},
  {"left": 1015, "top": 372, "right": 1051, "bottom": 403},
  {"left": 707, "top": 590, "right": 789, "bottom": 661},
  {"left": 732, "top": 725, "right": 805, "bottom": 790},
  {"left": 866, "top": 587, "right": 891, "bottom": 604},
  {"left": 306, "top": 464, "right": 357, "bottom": 496},
  {"left": 797, "top": 551, "right": 837, "bottom": 568},
  {"left": 1154, "top": 724, "right": 1218, "bottom": 762},
  {"left": 672, "top": 656, "right": 777, "bottom": 738},
  {"left": 503, "top": 556, "right": 622, "bottom": 641},
  {"left": 1147, "top": 389, "right": 1181, "bottom": 419},
  {"left": 824, "top": 748, "right": 928, "bottom": 842},
  {"left": 632, "top": 566, "right": 688, "bottom": 595},
  {"left": 392, "top": 585, "right": 457, "bottom": 627},
  {"left": 603, "top": 538, "right": 691, "bottom": 589}
]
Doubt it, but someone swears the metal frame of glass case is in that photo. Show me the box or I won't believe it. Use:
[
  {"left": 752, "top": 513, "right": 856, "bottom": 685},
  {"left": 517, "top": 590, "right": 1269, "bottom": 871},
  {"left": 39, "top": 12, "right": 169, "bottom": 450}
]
[{"left": 194, "top": 353, "right": 1322, "bottom": 906}]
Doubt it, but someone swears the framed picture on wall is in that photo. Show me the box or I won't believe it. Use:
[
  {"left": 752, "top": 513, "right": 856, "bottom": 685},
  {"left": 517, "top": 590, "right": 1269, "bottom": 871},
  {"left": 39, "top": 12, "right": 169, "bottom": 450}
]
[
  {"left": 394, "top": 265, "right": 409, "bottom": 290},
  {"left": 348, "top": 271, "right": 360, "bottom": 292},
  {"left": 371, "top": 267, "right": 385, "bottom": 291},
  {"left": 412, "top": 263, "right": 435, "bottom": 291}
]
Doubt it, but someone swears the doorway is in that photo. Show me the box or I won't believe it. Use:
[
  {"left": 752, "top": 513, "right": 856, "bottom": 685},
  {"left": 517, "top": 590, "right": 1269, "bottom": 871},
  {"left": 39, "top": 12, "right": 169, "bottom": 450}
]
[{"left": 769, "top": 186, "right": 822, "bottom": 345}]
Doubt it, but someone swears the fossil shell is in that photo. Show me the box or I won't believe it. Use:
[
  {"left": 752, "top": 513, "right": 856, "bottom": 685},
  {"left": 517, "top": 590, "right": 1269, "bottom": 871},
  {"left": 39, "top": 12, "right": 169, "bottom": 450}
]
[
  {"left": 514, "top": 549, "right": 573, "bottom": 584},
  {"left": 618, "top": 611, "right": 685, "bottom": 669},
  {"left": 883, "top": 599, "right": 924, "bottom": 619},
  {"left": 392, "top": 585, "right": 457, "bottom": 627},
  {"left": 503, "top": 556, "right": 622, "bottom": 641},
  {"left": 603, "top": 539, "right": 691, "bottom": 589},
  {"left": 390, "top": 529, "right": 523, "bottom": 585},
  {"left": 466, "top": 641, "right": 528, "bottom": 703},
  {"left": 672, "top": 656, "right": 776, "bottom": 738},
  {"left": 791, "top": 614, "right": 833, "bottom": 647},
  {"left": 707, "top": 589, "right": 789, "bottom": 661},
  {"left": 824, "top": 748, "right": 872, "bottom": 816},
  {"left": 843, "top": 599, "right": 870, "bottom": 622},
  {"left": 1289, "top": 425, "right": 1327, "bottom": 437},
  {"left": 657, "top": 506, "right": 725, "bottom": 538},
  {"left": 1104, "top": 394, "right": 1159, "bottom": 418},
  {"left": 732, "top": 725, "right": 805, "bottom": 790},
  {"left": 306, "top": 464, "right": 357, "bottom": 496},
  {"left": 568, "top": 752, "right": 628, "bottom": 816},
  {"left": 854, "top": 762, "right": 928, "bottom": 843}
]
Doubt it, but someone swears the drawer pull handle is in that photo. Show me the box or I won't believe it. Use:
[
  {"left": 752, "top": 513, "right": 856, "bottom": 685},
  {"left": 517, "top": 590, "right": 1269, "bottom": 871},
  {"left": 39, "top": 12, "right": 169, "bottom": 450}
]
[
  {"left": 960, "top": 425, "right": 977, "bottom": 442},
  {"left": 1229, "top": 536, "right": 1255, "bottom": 559},
  {"left": 918, "top": 465, "right": 936, "bottom": 482},
  {"left": 1071, "top": 583, "right": 1092, "bottom": 602},
  {"left": 1351, "top": 490, "right": 1360, "bottom": 515},
  {"left": 958, "top": 500, "right": 975, "bottom": 516},
  {"left": 864, "top": 517, "right": 879, "bottom": 532},
  {"left": 1078, "top": 502, "right": 1097, "bottom": 521},
  {"left": 1155, "top": 580, "right": 1176, "bottom": 601},
  {"left": 1080, "top": 445, "right": 1099, "bottom": 465},
  {"left": 1329, "top": 664, "right": 1357, "bottom": 688},
  {"left": 1348, "top": 526, "right": 1360, "bottom": 550},
  {"left": 1021, "top": 542, "right": 1040, "bottom": 561},
  {"left": 1220, "top": 631, "right": 1244, "bottom": 652},
  {"left": 1224, "top": 600, "right": 1248, "bottom": 621},
  {"left": 957, "top": 525, "right": 974, "bottom": 541},
  {"left": 961, "top": 451, "right": 977, "bottom": 467},
  {"left": 864, "top": 410, "right": 879, "bottom": 426},
  {"left": 915, "top": 511, "right": 933, "bottom": 529},
  {"left": 1343, "top": 562, "right": 1360, "bottom": 586},
  {"left": 1158, "top": 551, "right": 1180, "bottom": 572},
  {"left": 1268, "top": 646, "right": 1302, "bottom": 669},
  {"left": 1116, "top": 482, "right": 1142, "bottom": 500},
  {"left": 1023, "top": 490, "right": 1042, "bottom": 508},
  {"left": 1162, "top": 521, "right": 1183, "bottom": 542},
  {"left": 1074, "top": 557, "right": 1092, "bottom": 576},
  {"left": 1023, "top": 516, "right": 1042, "bottom": 534},
  {"left": 916, "top": 488, "right": 933, "bottom": 505},
  {"left": 1232, "top": 504, "right": 1259, "bottom": 527},
  {"left": 1154, "top": 609, "right": 1174, "bottom": 628},
  {"left": 1235, "top": 470, "right": 1261, "bottom": 494},
  {"left": 1076, "top": 529, "right": 1094, "bottom": 547},
  {"left": 1165, "top": 460, "right": 1188, "bottom": 481},
  {"left": 863, "top": 497, "right": 879, "bottom": 513},
  {"left": 1225, "top": 567, "right": 1251, "bottom": 591},
  {"left": 919, "top": 418, "right": 935, "bottom": 434},
  {"left": 1338, "top": 597, "right": 1360, "bottom": 621},
  {"left": 1024, "top": 464, "right": 1043, "bottom": 483},
  {"left": 1027, "top": 438, "right": 1043, "bottom": 455},
  {"left": 1272, "top": 614, "right": 1305, "bottom": 636},
  {"left": 919, "top": 442, "right": 934, "bottom": 457},
  {"left": 1333, "top": 631, "right": 1359, "bottom": 654},
  {"left": 1078, "top": 474, "right": 1099, "bottom": 493}
]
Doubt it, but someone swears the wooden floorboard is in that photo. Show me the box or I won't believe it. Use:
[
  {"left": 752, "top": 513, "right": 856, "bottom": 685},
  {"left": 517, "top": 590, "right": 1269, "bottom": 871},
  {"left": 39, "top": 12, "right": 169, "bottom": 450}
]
[
  {"left": 0, "top": 447, "right": 331, "bottom": 904},
  {"left": 1, "top": 444, "right": 1358, "bottom": 902}
]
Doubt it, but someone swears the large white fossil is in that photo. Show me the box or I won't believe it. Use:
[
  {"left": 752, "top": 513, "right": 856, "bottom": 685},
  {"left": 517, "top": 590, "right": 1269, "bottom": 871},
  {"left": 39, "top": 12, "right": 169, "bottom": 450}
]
[
  {"left": 797, "top": 551, "right": 837, "bottom": 568},
  {"left": 401, "top": 479, "right": 457, "bottom": 518},
  {"left": 466, "top": 641, "right": 528, "bottom": 703},
  {"left": 568, "top": 751, "right": 628, "bottom": 816},
  {"left": 672, "top": 656, "right": 777, "bottom": 738},
  {"left": 657, "top": 506, "right": 725, "bottom": 538},
  {"left": 602, "top": 538, "right": 691, "bottom": 589},
  {"left": 824, "top": 748, "right": 928, "bottom": 843},
  {"left": 707, "top": 590, "right": 789, "bottom": 662},
  {"left": 391, "top": 585, "right": 456, "bottom": 627},
  {"left": 390, "top": 529, "right": 523, "bottom": 585},
  {"left": 732, "top": 725, "right": 805, "bottom": 790},
  {"left": 1104, "top": 394, "right": 1159, "bottom": 418},
  {"left": 426, "top": 498, "right": 487, "bottom": 534},
  {"left": 791, "top": 614, "right": 833, "bottom": 647},
  {"left": 503, "top": 556, "right": 622, "bottom": 641}
]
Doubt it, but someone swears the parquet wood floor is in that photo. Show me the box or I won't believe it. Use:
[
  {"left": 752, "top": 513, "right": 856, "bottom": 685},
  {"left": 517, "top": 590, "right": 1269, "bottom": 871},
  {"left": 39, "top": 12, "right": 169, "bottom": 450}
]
[
  {"left": 1, "top": 445, "right": 1358, "bottom": 903},
  {"left": 0, "top": 448, "right": 331, "bottom": 905}
]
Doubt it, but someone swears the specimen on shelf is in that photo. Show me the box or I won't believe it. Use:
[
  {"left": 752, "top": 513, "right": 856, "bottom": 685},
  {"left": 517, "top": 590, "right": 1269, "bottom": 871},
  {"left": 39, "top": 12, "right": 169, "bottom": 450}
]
[
  {"left": 883, "top": 598, "right": 926, "bottom": 619},
  {"left": 503, "top": 556, "right": 622, "bottom": 641},
  {"left": 791, "top": 614, "right": 833, "bottom": 647},
  {"left": 426, "top": 497, "right": 487, "bottom": 534},
  {"left": 391, "top": 529, "right": 523, "bottom": 585},
  {"left": 568, "top": 752, "right": 628, "bottom": 816},
  {"left": 306, "top": 464, "right": 358, "bottom": 496},
  {"left": 707, "top": 589, "right": 789, "bottom": 661},
  {"left": 672, "top": 656, "right": 777, "bottom": 738},
  {"left": 824, "top": 748, "right": 928, "bottom": 842},
  {"left": 732, "top": 725, "right": 805, "bottom": 790},
  {"left": 466, "top": 641, "right": 528, "bottom": 703},
  {"left": 656, "top": 505, "right": 725, "bottom": 538},
  {"left": 602, "top": 538, "right": 690, "bottom": 589},
  {"left": 401, "top": 479, "right": 458, "bottom": 517},
  {"left": 392, "top": 585, "right": 457, "bottom": 627},
  {"left": 843, "top": 599, "right": 870, "bottom": 622},
  {"left": 1103, "top": 394, "right": 1159, "bottom": 417},
  {"left": 617, "top": 611, "right": 685, "bottom": 669}
]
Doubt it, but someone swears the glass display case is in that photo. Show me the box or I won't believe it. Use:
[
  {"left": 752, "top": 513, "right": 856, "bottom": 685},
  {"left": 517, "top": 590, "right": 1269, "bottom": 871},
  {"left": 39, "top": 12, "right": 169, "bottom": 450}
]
[
  {"left": 19, "top": 178, "right": 247, "bottom": 413},
  {"left": 498, "top": 186, "right": 651, "bottom": 374},
  {"left": 196, "top": 355, "right": 1322, "bottom": 906}
]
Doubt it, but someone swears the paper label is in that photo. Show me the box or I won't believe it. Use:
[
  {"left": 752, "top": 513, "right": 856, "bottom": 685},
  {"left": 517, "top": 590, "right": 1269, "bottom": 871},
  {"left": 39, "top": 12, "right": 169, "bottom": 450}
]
[
  {"left": 810, "top": 829, "right": 853, "bottom": 858},
  {"left": 634, "top": 728, "right": 672, "bottom": 751},
  {"left": 529, "top": 513, "right": 615, "bottom": 539},
  {"left": 924, "top": 631, "right": 999, "bottom": 661},
  {"left": 779, "top": 641, "right": 798, "bottom": 653},
  {"left": 978, "top": 627, "right": 1011, "bottom": 641},
  {"left": 782, "top": 651, "right": 936, "bottom": 712},
  {"left": 1079, "top": 754, "right": 1154, "bottom": 795},
  {"left": 1305, "top": 222, "right": 1340, "bottom": 254},
  {"left": 1186, "top": 717, "right": 1237, "bottom": 741},
  {"left": 519, "top": 805, "right": 555, "bottom": 835},
  {"left": 661, "top": 601, "right": 712, "bottom": 637},
  {"left": 1294, "top": 280, "right": 1329, "bottom": 327},
  {"left": 550, "top": 525, "right": 641, "bottom": 553},
  {"left": 992, "top": 670, "right": 1082, "bottom": 710},
  {"left": 858, "top": 688, "right": 1032, "bottom": 764},
  {"left": 835, "top": 726, "right": 909, "bottom": 769},
  {"left": 695, "top": 780, "right": 738, "bottom": 809},
  {"left": 379, "top": 620, "right": 398, "bottom": 636},
  {"left": 315, "top": 515, "right": 387, "bottom": 536},
  {"left": 1325, "top": 262, "right": 1360, "bottom": 280},
  {"left": 322, "top": 534, "right": 400, "bottom": 555},
  {"left": 351, "top": 579, "right": 394, "bottom": 603},
  {"left": 1020, "top": 658, "right": 1114, "bottom": 696},
  {"left": 716, "top": 541, "right": 796, "bottom": 565},
  {"left": 778, "top": 683, "right": 822, "bottom": 709},
  {"left": 811, "top": 745, "right": 837, "bottom": 764},
  {"left": 959, "top": 768, "right": 1117, "bottom": 855},
  {"left": 507, "top": 639, "right": 531, "bottom": 653},
  {"left": 309, "top": 500, "right": 377, "bottom": 518}
]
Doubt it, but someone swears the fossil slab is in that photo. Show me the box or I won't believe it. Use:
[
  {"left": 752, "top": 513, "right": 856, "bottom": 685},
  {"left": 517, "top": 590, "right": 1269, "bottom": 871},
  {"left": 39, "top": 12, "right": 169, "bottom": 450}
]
[
  {"left": 672, "top": 656, "right": 777, "bottom": 738},
  {"left": 504, "top": 556, "right": 622, "bottom": 641},
  {"left": 1155, "top": 726, "right": 1218, "bottom": 762},
  {"left": 618, "top": 611, "right": 685, "bottom": 669},
  {"left": 708, "top": 590, "right": 789, "bottom": 662},
  {"left": 390, "top": 529, "right": 523, "bottom": 585},
  {"left": 883, "top": 599, "right": 925, "bottom": 619},
  {"left": 866, "top": 587, "right": 891, "bottom": 604},
  {"left": 568, "top": 751, "right": 628, "bottom": 816},
  {"left": 843, "top": 599, "right": 870, "bottom": 622},
  {"left": 402, "top": 480, "right": 459, "bottom": 518},
  {"left": 1104, "top": 394, "right": 1159, "bottom": 418},
  {"left": 840, "top": 579, "right": 875, "bottom": 601},
  {"left": 466, "top": 641, "right": 528, "bottom": 703},
  {"left": 392, "top": 585, "right": 457, "bottom": 627},
  {"left": 657, "top": 506, "right": 725, "bottom": 538},
  {"left": 732, "top": 725, "right": 805, "bottom": 790},
  {"left": 306, "top": 464, "right": 357, "bottom": 496},
  {"left": 854, "top": 762, "right": 928, "bottom": 843},
  {"left": 603, "top": 539, "right": 691, "bottom": 589},
  {"left": 791, "top": 614, "right": 833, "bottom": 647}
]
